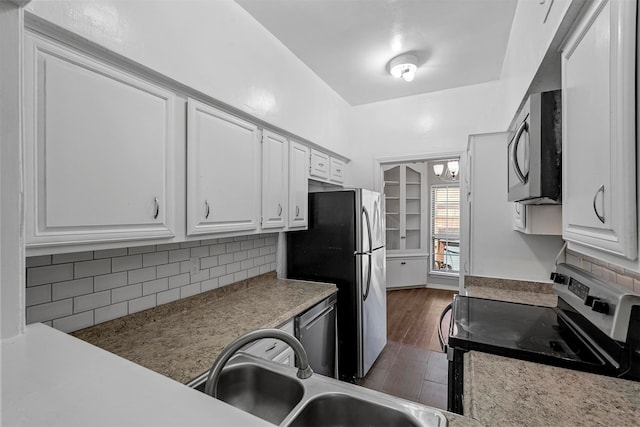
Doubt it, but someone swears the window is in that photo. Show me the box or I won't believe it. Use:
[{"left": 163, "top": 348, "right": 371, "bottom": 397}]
[{"left": 431, "top": 185, "right": 460, "bottom": 274}]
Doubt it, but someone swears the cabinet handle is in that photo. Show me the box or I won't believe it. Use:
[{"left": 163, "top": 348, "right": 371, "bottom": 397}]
[
  {"left": 296, "top": 205, "right": 300, "bottom": 217},
  {"left": 336, "top": 168, "right": 341, "bottom": 173},
  {"left": 515, "top": 203, "right": 521, "bottom": 215},
  {"left": 277, "top": 203, "right": 282, "bottom": 217},
  {"left": 265, "top": 342, "right": 277, "bottom": 352},
  {"left": 153, "top": 197, "right": 159, "bottom": 219},
  {"left": 400, "top": 236, "right": 406, "bottom": 239},
  {"left": 510, "top": 120, "right": 529, "bottom": 184},
  {"left": 318, "top": 162, "right": 324, "bottom": 167},
  {"left": 204, "top": 200, "right": 210, "bottom": 219},
  {"left": 592, "top": 185, "right": 605, "bottom": 224},
  {"left": 401, "top": 261, "right": 406, "bottom": 265}
]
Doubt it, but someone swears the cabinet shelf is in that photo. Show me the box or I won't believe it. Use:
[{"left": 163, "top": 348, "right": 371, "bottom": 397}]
[
  {"left": 385, "top": 181, "right": 400, "bottom": 185},
  {"left": 385, "top": 197, "right": 400, "bottom": 200}
]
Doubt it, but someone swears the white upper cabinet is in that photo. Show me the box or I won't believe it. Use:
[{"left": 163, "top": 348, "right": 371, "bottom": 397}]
[
  {"left": 24, "top": 33, "right": 175, "bottom": 247},
  {"left": 289, "top": 141, "right": 310, "bottom": 229},
  {"left": 187, "top": 98, "right": 260, "bottom": 235},
  {"left": 261, "top": 130, "right": 288, "bottom": 229},
  {"left": 330, "top": 157, "right": 345, "bottom": 184},
  {"left": 561, "top": 0, "right": 637, "bottom": 260},
  {"left": 309, "top": 149, "right": 330, "bottom": 180}
]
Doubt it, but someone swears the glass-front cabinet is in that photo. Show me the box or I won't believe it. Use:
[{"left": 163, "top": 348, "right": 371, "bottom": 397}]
[
  {"left": 383, "top": 164, "right": 426, "bottom": 252},
  {"left": 383, "top": 163, "right": 428, "bottom": 288}
]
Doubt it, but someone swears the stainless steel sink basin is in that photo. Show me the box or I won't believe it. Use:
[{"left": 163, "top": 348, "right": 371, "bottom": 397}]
[
  {"left": 288, "top": 393, "right": 421, "bottom": 427},
  {"left": 193, "top": 361, "right": 304, "bottom": 425},
  {"left": 189, "top": 353, "right": 447, "bottom": 427}
]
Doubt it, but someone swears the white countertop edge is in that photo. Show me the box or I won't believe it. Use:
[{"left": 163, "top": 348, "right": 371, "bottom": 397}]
[{"left": 1, "top": 323, "right": 271, "bottom": 427}]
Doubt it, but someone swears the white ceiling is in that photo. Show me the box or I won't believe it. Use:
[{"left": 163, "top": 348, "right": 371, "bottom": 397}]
[{"left": 236, "top": 0, "right": 517, "bottom": 106}]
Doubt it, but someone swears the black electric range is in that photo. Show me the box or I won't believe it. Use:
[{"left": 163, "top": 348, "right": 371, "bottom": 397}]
[{"left": 446, "top": 264, "right": 640, "bottom": 414}]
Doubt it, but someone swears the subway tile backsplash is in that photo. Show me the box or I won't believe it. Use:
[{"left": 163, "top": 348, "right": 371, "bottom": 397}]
[
  {"left": 25, "top": 234, "right": 278, "bottom": 333},
  {"left": 565, "top": 249, "right": 640, "bottom": 294}
]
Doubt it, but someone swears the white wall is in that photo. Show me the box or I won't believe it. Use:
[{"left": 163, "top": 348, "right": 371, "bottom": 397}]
[
  {"left": 25, "top": 0, "right": 351, "bottom": 157},
  {"left": 349, "top": 80, "right": 506, "bottom": 190},
  {"left": 465, "top": 133, "right": 565, "bottom": 282},
  {"left": 1, "top": 2, "right": 25, "bottom": 340}
]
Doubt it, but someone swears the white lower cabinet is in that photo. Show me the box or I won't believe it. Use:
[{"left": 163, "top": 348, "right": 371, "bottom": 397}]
[
  {"left": 272, "top": 347, "right": 295, "bottom": 367},
  {"left": 187, "top": 99, "right": 260, "bottom": 236},
  {"left": 242, "top": 320, "right": 295, "bottom": 367},
  {"left": 386, "top": 256, "right": 428, "bottom": 288},
  {"left": 24, "top": 32, "right": 176, "bottom": 247}
]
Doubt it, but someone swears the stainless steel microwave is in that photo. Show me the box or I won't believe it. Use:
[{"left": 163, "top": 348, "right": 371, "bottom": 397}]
[{"left": 507, "top": 90, "right": 562, "bottom": 204}]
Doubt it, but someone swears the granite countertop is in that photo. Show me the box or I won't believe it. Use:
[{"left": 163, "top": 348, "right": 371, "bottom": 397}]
[
  {"left": 464, "top": 351, "right": 640, "bottom": 426},
  {"left": 464, "top": 275, "right": 557, "bottom": 307},
  {"left": 72, "top": 272, "right": 336, "bottom": 384}
]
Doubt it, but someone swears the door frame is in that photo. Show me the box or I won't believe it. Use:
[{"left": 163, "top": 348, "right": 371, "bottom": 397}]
[{"left": 374, "top": 151, "right": 464, "bottom": 291}]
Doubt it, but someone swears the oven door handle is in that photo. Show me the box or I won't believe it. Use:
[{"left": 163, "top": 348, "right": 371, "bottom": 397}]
[{"left": 438, "top": 302, "right": 453, "bottom": 353}]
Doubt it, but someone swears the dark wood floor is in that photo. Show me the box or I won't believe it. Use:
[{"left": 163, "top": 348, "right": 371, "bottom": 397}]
[{"left": 357, "top": 288, "right": 456, "bottom": 409}]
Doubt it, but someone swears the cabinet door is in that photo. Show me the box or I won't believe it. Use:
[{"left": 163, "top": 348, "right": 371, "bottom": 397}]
[
  {"left": 561, "top": 0, "right": 637, "bottom": 259},
  {"left": 329, "top": 157, "right": 345, "bottom": 184},
  {"left": 289, "top": 142, "right": 309, "bottom": 229},
  {"left": 272, "top": 347, "right": 295, "bottom": 367},
  {"left": 24, "top": 33, "right": 175, "bottom": 247},
  {"left": 386, "top": 257, "right": 427, "bottom": 288},
  {"left": 261, "top": 130, "right": 288, "bottom": 229},
  {"left": 187, "top": 99, "right": 260, "bottom": 235},
  {"left": 309, "top": 149, "right": 330, "bottom": 180}
]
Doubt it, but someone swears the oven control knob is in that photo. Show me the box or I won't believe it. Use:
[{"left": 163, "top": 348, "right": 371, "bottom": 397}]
[
  {"left": 550, "top": 272, "right": 566, "bottom": 284},
  {"left": 591, "top": 299, "right": 610, "bottom": 314}
]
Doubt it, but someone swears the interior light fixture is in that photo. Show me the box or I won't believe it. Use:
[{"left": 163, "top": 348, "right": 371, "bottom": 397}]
[
  {"left": 433, "top": 160, "right": 460, "bottom": 181},
  {"left": 389, "top": 53, "right": 418, "bottom": 82},
  {"left": 447, "top": 160, "right": 460, "bottom": 178}
]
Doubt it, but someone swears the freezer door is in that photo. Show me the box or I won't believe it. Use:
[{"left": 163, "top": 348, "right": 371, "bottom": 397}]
[
  {"left": 361, "top": 189, "right": 385, "bottom": 250},
  {"left": 359, "top": 246, "right": 387, "bottom": 377}
]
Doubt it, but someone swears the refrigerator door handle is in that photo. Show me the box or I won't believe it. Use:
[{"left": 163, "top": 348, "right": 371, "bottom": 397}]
[
  {"left": 363, "top": 253, "right": 372, "bottom": 301},
  {"left": 362, "top": 206, "right": 373, "bottom": 254}
]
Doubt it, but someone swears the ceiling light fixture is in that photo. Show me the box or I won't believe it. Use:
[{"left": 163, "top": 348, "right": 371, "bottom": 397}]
[{"left": 389, "top": 53, "right": 418, "bottom": 82}]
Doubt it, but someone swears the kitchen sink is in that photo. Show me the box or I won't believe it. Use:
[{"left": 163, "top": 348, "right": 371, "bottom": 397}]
[
  {"left": 189, "top": 353, "right": 447, "bottom": 427},
  {"left": 193, "top": 361, "right": 304, "bottom": 425},
  {"left": 287, "top": 393, "right": 421, "bottom": 427}
]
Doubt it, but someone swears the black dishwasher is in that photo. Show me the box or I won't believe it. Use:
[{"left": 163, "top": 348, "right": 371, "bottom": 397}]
[{"left": 295, "top": 293, "right": 337, "bottom": 378}]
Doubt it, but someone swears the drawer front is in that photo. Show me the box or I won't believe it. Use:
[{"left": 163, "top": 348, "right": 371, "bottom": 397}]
[
  {"left": 386, "top": 258, "right": 427, "bottom": 288},
  {"left": 310, "top": 149, "right": 330, "bottom": 179},
  {"left": 330, "top": 158, "right": 345, "bottom": 183},
  {"left": 242, "top": 319, "right": 294, "bottom": 361}
]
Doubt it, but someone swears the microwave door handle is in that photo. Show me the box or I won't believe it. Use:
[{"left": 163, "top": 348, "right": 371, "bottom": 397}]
[{"left": 511, "top": 120, "right": 529, "bottom": 184}]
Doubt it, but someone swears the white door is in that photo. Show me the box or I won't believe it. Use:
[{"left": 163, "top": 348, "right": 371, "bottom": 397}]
[
  {"left": 24, "top": 33, "right": 175, "bottom": 247},
  {"left": 261, "top": 130, "right": 288, "bottom": 229},
  {"left": 187, "top": 99, "right": 260, "bottom": 235}
]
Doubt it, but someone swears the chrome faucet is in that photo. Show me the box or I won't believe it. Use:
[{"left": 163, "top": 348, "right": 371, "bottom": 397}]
[{"left": 204, "top": 328, "right": 313, "bottom": 398}]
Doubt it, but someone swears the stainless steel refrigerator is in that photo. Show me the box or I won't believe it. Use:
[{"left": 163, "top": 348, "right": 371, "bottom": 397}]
[{"left": 287, "top": 189, "right": 387, "bottom": 382}]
